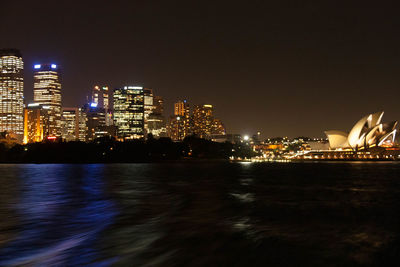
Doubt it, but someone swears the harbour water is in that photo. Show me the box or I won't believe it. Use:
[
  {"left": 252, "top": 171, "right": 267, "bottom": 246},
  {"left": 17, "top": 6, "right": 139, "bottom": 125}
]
[{"left": 1, "top": 162, "right": 400, "bottom": 266}]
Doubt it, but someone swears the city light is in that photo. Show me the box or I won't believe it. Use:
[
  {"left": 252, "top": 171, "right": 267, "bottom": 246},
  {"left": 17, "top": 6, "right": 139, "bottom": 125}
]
[
  {"left": 124, "top": 86, "right": 143, "bottom": 90},
  {"left": 27, "top": 103, "right": 40, "bottom": 107},
  {"left": 51, "top": 64, "right": 57, "bottom": 69},
  {"left": 243, "top": 135, "right": 249, "bottom": 141},
  {"left": 90, "top": 102, "right": 98, "bottom": 108},
  {"left": 34, "top": 64, "right": 41, "bottom": 69}
]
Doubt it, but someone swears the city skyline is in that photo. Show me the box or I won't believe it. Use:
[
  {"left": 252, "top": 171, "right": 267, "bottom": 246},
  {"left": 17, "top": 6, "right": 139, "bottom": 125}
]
[{"left": 1, "top": 2, "right": 400, "bottom": 138}]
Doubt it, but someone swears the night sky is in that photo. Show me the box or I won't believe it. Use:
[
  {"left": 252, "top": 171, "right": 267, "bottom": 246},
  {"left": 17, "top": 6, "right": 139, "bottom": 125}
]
[{"left": 1, "top": 1, "right": 399, "bottom": 138}]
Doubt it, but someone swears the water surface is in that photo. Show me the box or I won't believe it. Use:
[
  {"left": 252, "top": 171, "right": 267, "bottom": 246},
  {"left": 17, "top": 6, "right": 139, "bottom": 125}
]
[{"left": 1, "top": 162, "right": 400, "bottom": 266}]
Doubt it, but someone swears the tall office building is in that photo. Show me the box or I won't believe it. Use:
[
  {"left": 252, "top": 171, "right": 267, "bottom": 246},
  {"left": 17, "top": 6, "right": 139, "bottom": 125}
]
[
  {"left": 192, "top": 104, "right": 214, "bottom": 139},
  {"left": 147, "top": 114, "right": 167, "bottom": 138},
  {"left": 143, "top": 88, "right": 155, "bottom": 135},
  {"left": 174, "top": 100, "right": 189, "bottom": 117},
  {"left": 91, "top": 85, "right": 109, "bottom": 109},
  {"left": 0, "top": 49, "right": 24, "bottom": 141},
  {"left": 147, "top": 95, "right": 166, "bottom": 138},
  {"left": 153, "top": 96, "right": 164, "bottom": 115},
  {"left": 82, "top": 103, "right": 116, "bottom": 141},
  {"left": 88, "top": 85, "right": 113, "bottom": 136},
  {"left": 33, "top": 63, "right": 62, "bottom": 137},
  {"left": 168, "top": 116, "right": 185, "bottom": 141},
  {"left": 61, "top": 107, "right": 87, "bottom": 142},
  {"left": 23, "top": 103, "right": 51, "bottom": 143},
  {"left": 113, "top": 86, "right": 144, "bottom": 140},
  {"left": 168, "top": 100, "right": 191, "bottom": 141}
]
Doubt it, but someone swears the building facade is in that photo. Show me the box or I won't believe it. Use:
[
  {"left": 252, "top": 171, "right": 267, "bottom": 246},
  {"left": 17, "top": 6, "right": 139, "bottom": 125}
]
[
  {"left": 168, "top": 100, "right": 191, "bottom": 141},
  {"left": 91, "top": 85, "right": 110, "bottom": 110},
  {"left": 144, "top": 88, "right": 155, "bottom": 135},
  {"left": 33, "top": 63, "right": 62, "bottom": 137},
  {"left": 146, "top": 94, "right": 166, "bottom": 138},
  {"left": 211, "top": 118, "right": 226, "bottom": 135},
  {"left": 325, "top": 111, "right": 397, "bottom": 150},
  {"left": 153, "top": 96, "right": 164, "bottom": 115},
  {"left": 61, "top": 107, "right": 87, "bottom": 142},
  {"left": 191, "top": 104, "right": 214, "bottom": 139},
  {"left": 0, "top": 49, "right": 24, "bottom": 141},
  {"left": 113, "top": 86, "right": 144, "bottom": 140},
  {"left": 23, "top": 103, "right": 51, "bottom": 143}
]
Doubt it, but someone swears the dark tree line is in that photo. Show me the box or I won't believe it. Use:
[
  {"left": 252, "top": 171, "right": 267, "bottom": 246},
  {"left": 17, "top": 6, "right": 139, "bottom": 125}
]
[{"left": 0, "top": 136, "right": 258, "bottom": 163}]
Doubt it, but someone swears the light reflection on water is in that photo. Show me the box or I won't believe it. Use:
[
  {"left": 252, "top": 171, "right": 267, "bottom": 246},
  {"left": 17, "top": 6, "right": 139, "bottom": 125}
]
[
  {"left": 0, "top": 164, "right": 117, "bottom": 266},
  {"left": 1, "top": 162, "right": 400, "bottom": 266}
]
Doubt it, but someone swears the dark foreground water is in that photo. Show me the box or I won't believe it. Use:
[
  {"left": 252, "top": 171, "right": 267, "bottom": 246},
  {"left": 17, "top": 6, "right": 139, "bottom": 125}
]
[{"left": 1, "top": 162, "right": 400, "bottom": 266}]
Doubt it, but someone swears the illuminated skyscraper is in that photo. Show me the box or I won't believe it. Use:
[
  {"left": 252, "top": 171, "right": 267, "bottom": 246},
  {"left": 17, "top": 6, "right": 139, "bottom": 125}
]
[
  {"left": 91, "top": 85, "right": 109, "bottom": 109},
  {"left": 168, "top": 115, "right": 185, "bottom": 141},
  {"left": 61, "top": 107, "right": 87, "bottom": 142},
  {"left": 23, "top": 103, "right": 51, "bottom": 143},
  {"left": 147, "top": 114, "right": 167, "bottom": 138},
  {"left": 0, "top": 49, "right": 24, "bottom": 141},
  {"left": 144, "top": 88, "right": 155, "bottom": 135},
  {"left": 82, "top": 103, "right": 116, "bottom": 141},
  {"left": 146, "top": 95, "right": 166, "bottom": 138},
  {"left": 168, "top": 100, "right": 191, "bottom": 141},
  {"left": 174, "top": 100, "right": 189, "bottom": 117},
  {"left": 88, "top": 85, "right": 113, "bottom": 134},
  {"left": 113, "top": 86, "right": 144, "bottom": 139},
  {"left": 192, "top": 104, "right": 215, "bottom": 139},
  {"left": 153, "top": 96, "right": 164, "bottom": 115},
  {"left": 33, "top": 63, "right": 62, "bottom": 137},
  {"left": 211, "top": 118, "right": 226, "bottom": 135}
]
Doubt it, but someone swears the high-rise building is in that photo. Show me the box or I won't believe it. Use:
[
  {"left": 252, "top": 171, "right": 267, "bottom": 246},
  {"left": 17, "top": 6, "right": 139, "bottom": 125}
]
[
  {"left": 33, "top": 63, "right": 62, "bottom": 137},
  {"left": 147, "top": 114, "right": 167, "bottom": 138},
  {"left": 168, "top": 116, "right": 185, "bottom": 141},
  {"left": 192, "top": 104, "right": 214, "bottom": 139},
  {"left": 89, "top": 85, "right": 113, "bottom": 127},
  {"left": 174, "top": 100, "right": 189, "bottom": 117},
  {"left": 144, "top": 88, "right": 155, "bottom": 135},
  {"left": 82, "top": 103, "right": 116, "bottom": 141},
  {"left": 211, "top": 118, "right": 226, "bottom": 135},
  {"left": 146, "top": 95, "right": 166, "bottom": 138},
  {"left": 91, "top": 85, "right": 110, "bottom": 109},
  {"left": 61, "top": 107, "right": 87, "bottom": 142},
  {"left": 23, "top": 103, "right": 51, "bottom": 143},
  {"left": 153, "top": 96, "right": 164, "bottom": 115},
  {"left": 113, "top": 86, "right": 144, "bottom": 140},
  {"left": 168, "top": 100, "right": 191, "bottom": 141},
  {"left": 0, "top": 49, "right": 24, "bottom": 142}
]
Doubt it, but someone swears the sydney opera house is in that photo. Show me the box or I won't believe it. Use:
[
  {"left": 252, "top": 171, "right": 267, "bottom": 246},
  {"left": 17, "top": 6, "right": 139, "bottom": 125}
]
[
  {"left": 293, "top": 111, "right": 399, "bottom": 160},
  {"left": 325, "top": 111, "right": 397, "bottom": 150}
]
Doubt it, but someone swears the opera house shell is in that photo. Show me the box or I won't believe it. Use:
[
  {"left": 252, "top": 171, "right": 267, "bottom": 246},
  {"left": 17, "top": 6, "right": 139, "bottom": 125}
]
[{"left": 325, "top": 111, "right": 397, "bottom": 150}]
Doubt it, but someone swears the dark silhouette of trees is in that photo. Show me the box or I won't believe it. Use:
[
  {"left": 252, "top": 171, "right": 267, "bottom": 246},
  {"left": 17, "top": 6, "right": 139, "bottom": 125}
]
[{"left": 0, "top": 136, "right": 258, "bottom": 163}]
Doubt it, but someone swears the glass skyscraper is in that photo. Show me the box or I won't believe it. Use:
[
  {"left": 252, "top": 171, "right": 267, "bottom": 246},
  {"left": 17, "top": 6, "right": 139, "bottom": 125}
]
[
  {"left": 61, "top": 107, "right": 87, "bottom": 142},
  {"left": 91, "top": 85, "right": 110, "bottom": 110},
  {"left": 23, "top": 103, "right": 51, "bottom": 143},
  {"left": 33, "top": 63, "right": 62, "bottom": 137},
  {"left": 113, "top": 86, "right": 144, "bottom": 140},
  {"left": 0, "top": 49, "right": 24, "bottom": 141}
]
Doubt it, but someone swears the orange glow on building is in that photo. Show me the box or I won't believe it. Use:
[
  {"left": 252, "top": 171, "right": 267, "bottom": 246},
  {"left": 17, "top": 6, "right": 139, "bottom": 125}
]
[{"left": 23, "top": 104, "right": 50, "bottom": 143}]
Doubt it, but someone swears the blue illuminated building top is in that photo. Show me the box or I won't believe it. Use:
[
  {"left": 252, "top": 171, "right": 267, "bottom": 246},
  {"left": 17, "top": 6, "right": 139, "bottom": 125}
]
[{"left": 33, "top": 63, "right": 58, "bottom": 70}]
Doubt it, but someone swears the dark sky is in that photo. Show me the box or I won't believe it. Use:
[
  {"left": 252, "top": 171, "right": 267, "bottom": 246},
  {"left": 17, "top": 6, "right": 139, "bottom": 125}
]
[{"left": 1, "top": 1, "right": 399, "bottom": 138}]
